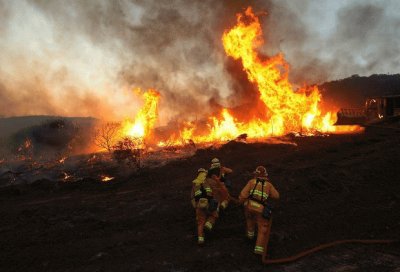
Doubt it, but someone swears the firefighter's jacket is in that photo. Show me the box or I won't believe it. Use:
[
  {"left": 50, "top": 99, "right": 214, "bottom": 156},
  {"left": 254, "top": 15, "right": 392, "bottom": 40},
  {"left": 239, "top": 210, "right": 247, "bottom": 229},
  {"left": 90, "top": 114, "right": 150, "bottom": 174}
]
[
  {"left": 206, "top": 176, "right": 230, "bottom": 205},
  {"left": 239, "top": 177, "right": 279, "bottom": 205},
  {"left": 208, "top": 166, "right": 232, "bottom": 182}
]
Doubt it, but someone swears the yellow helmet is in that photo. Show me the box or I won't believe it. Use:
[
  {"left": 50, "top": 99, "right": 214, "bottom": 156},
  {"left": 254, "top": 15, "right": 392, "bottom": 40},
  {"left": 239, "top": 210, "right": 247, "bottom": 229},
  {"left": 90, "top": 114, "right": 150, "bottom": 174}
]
[
  {"left": 210, "top": 158, "right": 221, "bottom": 169},
  {"left": 211, "top": 158, "right": 219, "bottom": 164}
]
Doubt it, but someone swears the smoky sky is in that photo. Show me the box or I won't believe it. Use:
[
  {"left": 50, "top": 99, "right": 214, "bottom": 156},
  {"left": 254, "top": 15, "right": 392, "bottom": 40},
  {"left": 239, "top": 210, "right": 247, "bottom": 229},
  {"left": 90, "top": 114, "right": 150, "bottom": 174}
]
[{"left": 0, "top": 0, "right": 399, "bottom": 122}]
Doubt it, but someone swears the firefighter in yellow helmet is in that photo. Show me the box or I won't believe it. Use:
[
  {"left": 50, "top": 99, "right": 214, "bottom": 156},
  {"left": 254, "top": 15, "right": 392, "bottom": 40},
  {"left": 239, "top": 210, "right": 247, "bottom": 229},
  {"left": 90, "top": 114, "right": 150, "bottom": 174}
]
[
  {"left": 207, "top": 158, "right": 232, "bottom": 210},
  {"left": 239, "top": 166, "right": 279, "bottom": 255},
  {"left": 191, "top": 168, "right": 219, "bottom": 245}
]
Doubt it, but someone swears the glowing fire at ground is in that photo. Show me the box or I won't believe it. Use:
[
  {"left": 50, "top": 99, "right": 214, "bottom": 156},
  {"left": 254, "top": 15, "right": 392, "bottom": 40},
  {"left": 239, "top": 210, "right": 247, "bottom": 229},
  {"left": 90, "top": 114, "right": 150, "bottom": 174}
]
[
  {"left": 87, "top": 155, "right": 97, "bottom": 163},
  {"left": 18, "top": 139, "right": 32, "bottom": 152},
  {"left": 63, "top": 172, "right": 72, "bottom": 181},
  {"left": 101, "top": 175, "right": 114, "bottom": 182},
  {"left": 118, "top": 7, "right": 361, "bottom": 148},
  {"left": 59, "top": 157, "right": 67, "bottom": 164}
]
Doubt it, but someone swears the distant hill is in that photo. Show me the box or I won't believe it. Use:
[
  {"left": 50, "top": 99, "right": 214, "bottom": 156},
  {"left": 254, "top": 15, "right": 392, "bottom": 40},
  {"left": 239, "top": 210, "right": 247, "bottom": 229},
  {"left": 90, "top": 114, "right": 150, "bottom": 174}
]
[
  {"left": 0, "top": 116, "right": 97, "bottom": 138},
  {"left": 319, "top": 74, "right": 400, "bottom": 109}
]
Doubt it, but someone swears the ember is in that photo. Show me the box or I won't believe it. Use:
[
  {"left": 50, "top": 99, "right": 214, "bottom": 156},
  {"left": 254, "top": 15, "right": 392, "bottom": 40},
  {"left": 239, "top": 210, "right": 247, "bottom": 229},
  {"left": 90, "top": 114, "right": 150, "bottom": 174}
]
[
  {"left": 58, "top": 157, "right": 67, "bottom": 164},
  {"left": 87, "top": 155, "right": 97, "bottom": 164},
  {"left": 62, "top": 172, "right": 72, "bottom": 181},
  {"left": 18, "top": 139, "right": 32, "bottom": 152},
  {"left": 24, "top": 139, "right": 32, "bottom": 149},
  {"left": 101, "top": 175, "right": 114, "bottom": 182}
]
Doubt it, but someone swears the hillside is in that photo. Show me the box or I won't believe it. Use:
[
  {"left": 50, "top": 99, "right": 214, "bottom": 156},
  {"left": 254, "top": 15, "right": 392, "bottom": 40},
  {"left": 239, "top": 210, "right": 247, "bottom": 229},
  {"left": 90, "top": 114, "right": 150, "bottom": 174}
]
[
  {"left": 320, "top": 74, "right": 400, "bottom": 108},
  {"left": 0, "top": 116, "right": 97, "bottom": 138},
  {"left": 0, "top": 126, "right": 399, "bottom": 271}
]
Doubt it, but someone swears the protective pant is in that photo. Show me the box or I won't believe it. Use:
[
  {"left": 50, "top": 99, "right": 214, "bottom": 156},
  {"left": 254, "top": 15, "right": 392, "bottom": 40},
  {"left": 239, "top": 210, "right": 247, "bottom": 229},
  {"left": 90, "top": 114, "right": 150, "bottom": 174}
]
[
  {"left": 215, "top": 183, "right": 230, "bottom": 210},
  {"left": 223, "top": 178, "right": 232, "bottom": 190},
  {"left": 244, "top": 207, "right": 270, "bottom": 255},
  {"left": 196, "top": 208, "right": 218, "bottom": 243}
]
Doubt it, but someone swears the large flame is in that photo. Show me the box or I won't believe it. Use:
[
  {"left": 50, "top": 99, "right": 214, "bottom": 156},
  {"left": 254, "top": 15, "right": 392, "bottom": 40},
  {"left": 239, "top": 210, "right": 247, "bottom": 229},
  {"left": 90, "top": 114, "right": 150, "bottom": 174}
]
[
  {"left": 121, "top": 89, "right": 160, "bottom": 141},
  {"left": 221, "top": 7, "right": 345, "bottom": 136},
  {"left": 120, "top": 8, "right": 361, "bottom": 149},
  {"left": 160, "top": 7, "right": 360, "bottom": 145}
]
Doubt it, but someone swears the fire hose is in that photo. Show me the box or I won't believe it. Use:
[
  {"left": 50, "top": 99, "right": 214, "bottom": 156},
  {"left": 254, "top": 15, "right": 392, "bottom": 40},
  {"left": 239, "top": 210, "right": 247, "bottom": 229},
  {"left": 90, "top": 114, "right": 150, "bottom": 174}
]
[
  {"left": 228, "top": 198, "right": 398, "bottom": 265},
  {"left": 261, "top": 219, "right": 398, "bottom": 265}
]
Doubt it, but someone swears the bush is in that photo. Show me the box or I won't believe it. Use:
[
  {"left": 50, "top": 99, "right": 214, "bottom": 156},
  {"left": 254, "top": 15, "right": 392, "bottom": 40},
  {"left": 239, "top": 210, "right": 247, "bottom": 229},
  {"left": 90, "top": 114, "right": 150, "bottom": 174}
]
[
  {"left": 31, "top": 119, "right": 77, "bottom": 147},
  {"left": 112, "top": 137, "right": 142, "bottom": 168}
]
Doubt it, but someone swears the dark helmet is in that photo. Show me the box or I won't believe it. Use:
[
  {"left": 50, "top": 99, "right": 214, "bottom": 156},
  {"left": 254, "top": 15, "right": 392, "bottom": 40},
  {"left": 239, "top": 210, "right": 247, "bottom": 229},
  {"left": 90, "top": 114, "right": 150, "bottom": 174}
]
[{"left": 254, "top": 166, "right": 268, "bottom": 178}]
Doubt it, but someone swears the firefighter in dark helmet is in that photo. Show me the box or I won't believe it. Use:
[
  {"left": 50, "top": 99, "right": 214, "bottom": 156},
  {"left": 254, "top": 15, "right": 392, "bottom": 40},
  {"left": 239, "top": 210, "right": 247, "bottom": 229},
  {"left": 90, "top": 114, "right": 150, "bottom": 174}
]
[
  {"left": 207, "top": 158, "right": 232, "bottom": 210},
  {"left": 239, "top": 166, "right": 279, "bottom": 255}
]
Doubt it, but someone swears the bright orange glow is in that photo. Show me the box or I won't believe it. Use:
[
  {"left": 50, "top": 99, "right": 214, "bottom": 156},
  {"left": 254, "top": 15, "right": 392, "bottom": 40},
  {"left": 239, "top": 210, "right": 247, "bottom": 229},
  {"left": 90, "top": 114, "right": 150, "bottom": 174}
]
[
  {"left": 222, "top": 7, "right": 349, "bottom": 135},
  {"left": 112, "top": 7, "right": 363, "bottom": 149},
  {"left": 101, "top": 175, "right": 114, "bottom": 182},
  {"left": 157, "top": 7, "right": 361, "bottom": 146},
  {"left": 121, "top": 89, "right": 160, "bottom": 142}
]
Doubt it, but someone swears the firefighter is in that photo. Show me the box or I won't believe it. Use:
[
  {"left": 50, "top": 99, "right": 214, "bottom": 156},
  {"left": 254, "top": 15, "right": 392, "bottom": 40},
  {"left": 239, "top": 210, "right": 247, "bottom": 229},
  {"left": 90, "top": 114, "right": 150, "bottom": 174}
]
[
  {"left": 191, "top": 168, "right": 219, "bottom": 245},
  {"left": 207, "top": 158, "right": 232, "bottom": 210},
  {"left": 239, "top": 166, "right": 279, "bottom": 255}
]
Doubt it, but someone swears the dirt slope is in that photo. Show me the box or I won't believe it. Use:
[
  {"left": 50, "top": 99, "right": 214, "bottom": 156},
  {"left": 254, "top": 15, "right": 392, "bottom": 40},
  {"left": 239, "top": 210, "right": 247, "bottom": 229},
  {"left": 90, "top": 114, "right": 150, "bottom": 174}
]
[{"left": 1, "top": 127, "right": 400, "bottom": 271}]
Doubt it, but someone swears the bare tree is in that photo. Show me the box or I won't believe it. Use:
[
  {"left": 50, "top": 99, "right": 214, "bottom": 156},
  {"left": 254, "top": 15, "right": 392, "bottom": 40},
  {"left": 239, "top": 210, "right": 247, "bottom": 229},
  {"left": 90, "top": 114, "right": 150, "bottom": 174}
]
[{"left": 94, "top": 122, "right": 120, "bottom": 152}]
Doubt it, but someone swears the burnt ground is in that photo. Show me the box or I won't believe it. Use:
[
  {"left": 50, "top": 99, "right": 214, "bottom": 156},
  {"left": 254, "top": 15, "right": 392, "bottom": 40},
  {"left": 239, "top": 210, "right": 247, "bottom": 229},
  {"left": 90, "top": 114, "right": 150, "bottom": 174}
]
[{"left": 1, "top": 127, "right": 400, "bottom": 272}]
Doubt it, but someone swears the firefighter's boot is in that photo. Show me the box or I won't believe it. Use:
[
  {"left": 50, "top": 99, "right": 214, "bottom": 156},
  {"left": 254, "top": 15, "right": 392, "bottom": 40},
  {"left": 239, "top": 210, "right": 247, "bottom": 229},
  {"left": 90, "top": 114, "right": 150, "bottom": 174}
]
[
  {"left": 246, "top": 230, "right": 255, "bottom": 240},
  {"left": 204, "top": 221, "right": 213, "bottom": 232},
  {"left": 198, "top": 236, "right": 205, "bottom": 246}
]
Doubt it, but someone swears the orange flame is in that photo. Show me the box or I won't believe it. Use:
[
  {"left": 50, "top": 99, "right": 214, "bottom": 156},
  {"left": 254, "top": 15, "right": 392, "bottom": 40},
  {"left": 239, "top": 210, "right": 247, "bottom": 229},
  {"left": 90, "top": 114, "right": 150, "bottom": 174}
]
[
  {"left": 160, "top": 7, "right": 361, "bottom": 145},
  {"left": 120, "top": 8, "right": 362, "bottom": 148},
  {"left": 222, "top": 7, "right": 351, "bottom": 135},
  {"left": 121, "top": 89, "right": 160, "bottom": 142}
]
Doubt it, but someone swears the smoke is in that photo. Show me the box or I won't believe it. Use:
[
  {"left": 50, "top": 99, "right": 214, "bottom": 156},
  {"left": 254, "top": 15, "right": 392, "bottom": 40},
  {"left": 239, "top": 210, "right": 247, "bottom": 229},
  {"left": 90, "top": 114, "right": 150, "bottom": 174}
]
[
  {"left": 0, "top": 0, "right": 399, "bottom": 123},
  {"left": 262, "top": 0, "right": 400, "bottom": 84},
  {"left": 327, "top": 3, "right": 399, "bottom": 77}
]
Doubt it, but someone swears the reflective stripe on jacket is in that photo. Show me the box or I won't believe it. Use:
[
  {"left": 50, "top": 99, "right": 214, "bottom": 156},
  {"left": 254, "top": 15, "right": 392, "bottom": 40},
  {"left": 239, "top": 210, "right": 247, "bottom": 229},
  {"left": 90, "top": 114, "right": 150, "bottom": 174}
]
[{"left": 239, "top": 178, "right": 279, "bottom": 204}]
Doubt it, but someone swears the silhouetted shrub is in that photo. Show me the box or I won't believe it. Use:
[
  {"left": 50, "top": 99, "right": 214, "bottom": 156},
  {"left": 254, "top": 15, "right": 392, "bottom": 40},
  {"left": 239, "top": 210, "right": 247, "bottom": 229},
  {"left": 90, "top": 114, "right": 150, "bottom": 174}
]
[{"left": 31, "top": 119, "right": 78, "bottom": 148}]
